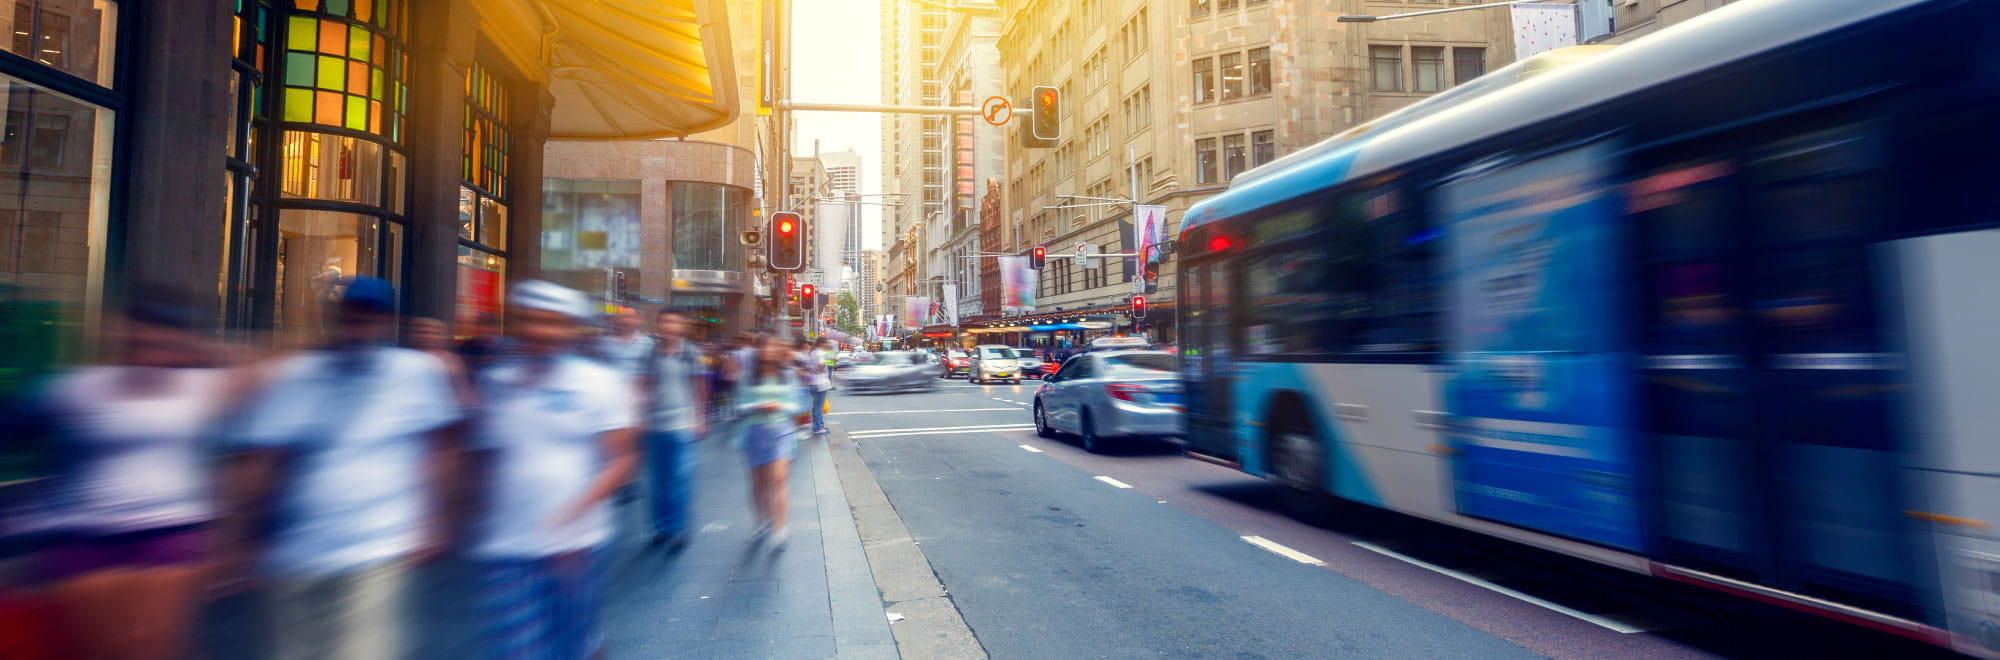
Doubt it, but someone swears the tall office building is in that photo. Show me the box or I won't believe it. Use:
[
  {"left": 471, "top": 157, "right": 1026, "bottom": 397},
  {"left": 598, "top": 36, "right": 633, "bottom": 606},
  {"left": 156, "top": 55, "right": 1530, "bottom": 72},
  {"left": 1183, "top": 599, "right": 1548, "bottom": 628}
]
[
  {"left": 819, "top": 149, "right": 866, "bottom": 286},
  {"left": 986, "top": 0, "right": 1514, "bottom": 342},
  {"left": 879, "top": 0, "right": 949, "bottom": 314}
]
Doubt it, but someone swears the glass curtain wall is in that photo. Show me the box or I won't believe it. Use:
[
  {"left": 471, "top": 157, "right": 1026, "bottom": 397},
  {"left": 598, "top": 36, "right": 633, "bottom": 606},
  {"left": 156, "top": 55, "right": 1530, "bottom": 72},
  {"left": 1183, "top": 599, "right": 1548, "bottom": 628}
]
[
  {"left": 670, "top": 181, "right": 747, "bottom": 272},
  {"left": 540, "top": 178, "right": 640, "bottom": 302}
]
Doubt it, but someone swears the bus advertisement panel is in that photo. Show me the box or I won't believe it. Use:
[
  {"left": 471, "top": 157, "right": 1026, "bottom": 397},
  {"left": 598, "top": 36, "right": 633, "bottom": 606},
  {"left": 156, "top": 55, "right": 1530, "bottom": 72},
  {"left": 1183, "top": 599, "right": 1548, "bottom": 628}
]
[{"left": 1440, "top": 145, "right": 1641, "bottom": 551}]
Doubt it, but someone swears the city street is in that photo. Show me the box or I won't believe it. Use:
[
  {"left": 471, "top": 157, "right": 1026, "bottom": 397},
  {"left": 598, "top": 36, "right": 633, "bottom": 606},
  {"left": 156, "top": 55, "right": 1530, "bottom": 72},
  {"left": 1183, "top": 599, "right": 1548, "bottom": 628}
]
[{"left": 823, "top": 380, "right": 1962, "bottom": 659}]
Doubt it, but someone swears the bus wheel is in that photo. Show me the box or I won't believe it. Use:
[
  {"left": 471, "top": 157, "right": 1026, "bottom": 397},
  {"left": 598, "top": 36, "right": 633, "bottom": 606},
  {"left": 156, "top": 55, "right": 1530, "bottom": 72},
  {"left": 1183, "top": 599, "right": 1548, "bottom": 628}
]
[{"left": 1269, "top": 424, "right": 1340, "bottom": 526}]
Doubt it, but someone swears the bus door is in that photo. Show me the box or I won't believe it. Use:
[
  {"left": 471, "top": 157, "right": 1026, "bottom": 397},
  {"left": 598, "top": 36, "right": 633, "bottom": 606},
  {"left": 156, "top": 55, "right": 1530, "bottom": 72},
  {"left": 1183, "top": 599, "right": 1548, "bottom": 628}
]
[
  {"left": 1181, "top": 255, "right": 1238, "bottom": 460},
  {"left": 1639, "top": 124, "right": 1918, "bottom": 616}
]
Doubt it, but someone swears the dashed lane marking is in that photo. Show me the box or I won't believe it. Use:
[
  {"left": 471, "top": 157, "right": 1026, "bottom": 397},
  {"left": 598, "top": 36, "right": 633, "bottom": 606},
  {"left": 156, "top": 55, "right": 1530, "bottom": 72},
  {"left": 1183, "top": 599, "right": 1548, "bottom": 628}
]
[
  {"left": 1242, "top": 536, "right": 1326, "bottom": 566},
  {"left": 1019, "top": 444, "right": 1043, "bottom": 453},
  {"left": 827, "top": 407, "right": 1016, "bottom": 415},
  {"left": 846, "top": 424, "right": 1036, "bottom": 439},
  {"left": 1093, "top": 476, "right": 1133, "bottom": 489},
  {"left": 1351, "top": 541, "right": 1660, "bottom": 633}
]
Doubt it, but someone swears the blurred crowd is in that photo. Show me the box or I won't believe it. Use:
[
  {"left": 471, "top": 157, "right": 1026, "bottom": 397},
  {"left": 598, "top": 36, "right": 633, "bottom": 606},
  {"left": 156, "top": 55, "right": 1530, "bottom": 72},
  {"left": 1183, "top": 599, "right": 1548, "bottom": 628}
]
[{"left": 0, "top": 277, "right": 839, "bottom": 660}]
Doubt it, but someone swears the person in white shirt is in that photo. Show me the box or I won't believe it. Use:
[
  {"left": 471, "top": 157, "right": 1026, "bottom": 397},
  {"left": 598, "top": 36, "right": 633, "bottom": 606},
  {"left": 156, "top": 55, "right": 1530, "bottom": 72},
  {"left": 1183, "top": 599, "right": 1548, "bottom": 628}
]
[
  {"left": 466, "top": 280, "right": 638, "bottom": 660},
  {"left": 595, "top": 307, "right": 655, "bottom": 377},
  {"left": 219, "top": 276, "right": 463, "bottom": 660},
  {"left": 805, "top": 337, "right": 835, "bottom": 434}
]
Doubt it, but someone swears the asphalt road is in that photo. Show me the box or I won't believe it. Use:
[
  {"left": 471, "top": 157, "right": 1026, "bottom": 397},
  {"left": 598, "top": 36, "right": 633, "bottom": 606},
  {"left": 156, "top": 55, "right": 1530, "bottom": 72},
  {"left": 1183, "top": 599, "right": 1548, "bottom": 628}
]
[{"left": 826, "top": 377, "right": 1963, "bottom": 660}]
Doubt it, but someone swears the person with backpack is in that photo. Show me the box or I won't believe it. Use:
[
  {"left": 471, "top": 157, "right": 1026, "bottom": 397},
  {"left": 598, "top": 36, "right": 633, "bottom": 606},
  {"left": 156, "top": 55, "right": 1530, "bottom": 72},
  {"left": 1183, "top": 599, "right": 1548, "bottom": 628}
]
[{"left": 637, "top": 310, "right": 706, "bottom": 550}]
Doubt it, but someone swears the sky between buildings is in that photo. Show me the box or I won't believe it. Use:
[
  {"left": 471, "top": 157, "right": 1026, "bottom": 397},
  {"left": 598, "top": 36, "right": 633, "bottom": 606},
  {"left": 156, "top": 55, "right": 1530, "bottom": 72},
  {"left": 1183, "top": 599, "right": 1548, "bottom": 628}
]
[{"left": 792, "top": 0, "right": 886, "bottom": 251}]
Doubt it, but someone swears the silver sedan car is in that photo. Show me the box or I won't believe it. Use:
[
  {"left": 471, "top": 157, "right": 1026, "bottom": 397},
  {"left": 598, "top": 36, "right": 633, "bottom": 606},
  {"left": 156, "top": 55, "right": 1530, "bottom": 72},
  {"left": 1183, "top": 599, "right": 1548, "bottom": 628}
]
[
  {"left": 838, "top": 351, "right": 938, "bottom": 394},
  {"left": 1032, "top": 351, "right": 1183, "bottom": 453}
]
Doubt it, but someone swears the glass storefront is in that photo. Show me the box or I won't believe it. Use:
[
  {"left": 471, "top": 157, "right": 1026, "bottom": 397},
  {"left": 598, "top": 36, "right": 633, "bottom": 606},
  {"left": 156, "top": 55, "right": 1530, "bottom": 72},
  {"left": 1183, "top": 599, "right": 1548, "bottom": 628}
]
[
  {"left": 455, "top": 57, "right": 509, "bottom": 325},
  {"left": 541, "top": 178, "right": 640, "bottom": 296},
  {"left": 670, "top": 181, "right": 747, "bottom": 272},
  {"left": 0, "top": 74, "right": 115, "bottom": 342}
]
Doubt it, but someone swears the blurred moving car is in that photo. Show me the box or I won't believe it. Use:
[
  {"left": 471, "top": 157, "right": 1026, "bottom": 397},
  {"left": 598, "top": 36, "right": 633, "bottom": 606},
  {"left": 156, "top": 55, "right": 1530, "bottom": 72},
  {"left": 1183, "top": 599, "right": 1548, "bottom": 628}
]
[
  {"left": 835, "top": 351, "right": 855, "bottom": 369},
  {"left": 1033, "top": 350, "right": 1182, "bottom": 453},
  {"left": 937, "top": 348, "right": 971, "bottom": 379},
  {"left": 967, "top": 345, "right": 1022, "bottom": 384},
  {"left": 838, "top": 351, "right": 937, "bottom": 394},
  {"left": 1085, "top": 336, "right": 1154, "bottom": 353},
  {"left": 1015, "top": 354, "right": 1045, "bottom": 379}
]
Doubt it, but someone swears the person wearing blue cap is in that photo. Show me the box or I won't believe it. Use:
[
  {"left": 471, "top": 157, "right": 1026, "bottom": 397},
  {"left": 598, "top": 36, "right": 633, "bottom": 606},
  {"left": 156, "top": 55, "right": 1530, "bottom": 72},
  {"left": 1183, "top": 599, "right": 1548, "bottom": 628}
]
[
  {"left": 217, "top": 276, "right": 464, "bottom": 660},
  {"left": 464, "top": 279, "right": 638, "bottom": 660}
]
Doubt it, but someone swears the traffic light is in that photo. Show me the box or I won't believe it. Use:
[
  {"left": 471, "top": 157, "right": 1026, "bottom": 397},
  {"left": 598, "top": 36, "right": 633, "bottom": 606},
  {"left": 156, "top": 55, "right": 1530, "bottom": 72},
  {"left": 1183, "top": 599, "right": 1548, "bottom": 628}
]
[
  {"left": 801, "top": 284, "right": 816, "bottom": 310},
  {"left": 1031, "top": 86, "right": 1060, "bottom": 142},
  {"left": 613, "top": 272, "right": 629, "bottom": 301},
  {"left": 1131, "top": 295, "right": 1147, "bottom": 319},
  {"left": 770, "top": 211, "right": 804, "bottom": 271},
  {"left": 1030, "top": 246, "right": 1046, "bottom": 270}
]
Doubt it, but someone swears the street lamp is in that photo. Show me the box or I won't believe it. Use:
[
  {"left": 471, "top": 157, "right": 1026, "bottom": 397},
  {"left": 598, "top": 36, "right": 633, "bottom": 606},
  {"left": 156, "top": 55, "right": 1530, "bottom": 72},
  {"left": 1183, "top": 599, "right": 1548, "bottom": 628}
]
[{"left": 1338, "top": 0, "right": 1540, "bottom": 22}]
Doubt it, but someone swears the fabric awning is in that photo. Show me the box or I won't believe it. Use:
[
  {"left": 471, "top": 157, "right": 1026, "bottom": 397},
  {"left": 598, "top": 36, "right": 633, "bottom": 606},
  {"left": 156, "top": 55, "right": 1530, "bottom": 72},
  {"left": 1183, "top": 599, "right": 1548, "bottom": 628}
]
[{"left": 540, "top": 0, "right": 739, "bottom": 139}]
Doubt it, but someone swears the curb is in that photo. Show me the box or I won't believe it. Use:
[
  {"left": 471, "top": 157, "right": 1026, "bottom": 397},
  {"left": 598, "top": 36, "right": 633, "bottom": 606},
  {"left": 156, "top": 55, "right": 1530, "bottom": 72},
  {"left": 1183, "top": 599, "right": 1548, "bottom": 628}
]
[{"left": 827, "top": 429, "right": 988, "bottom": 660}]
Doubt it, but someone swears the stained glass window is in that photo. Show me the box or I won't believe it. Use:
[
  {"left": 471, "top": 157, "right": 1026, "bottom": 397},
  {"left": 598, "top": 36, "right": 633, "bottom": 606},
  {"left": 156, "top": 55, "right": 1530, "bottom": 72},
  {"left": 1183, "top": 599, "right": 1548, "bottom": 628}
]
[
  {"left": 278, "top": 0, "right": 408, "bottom": 143},
  {"left": 462, "top": 60, "right": 511, "bottom": 200}
]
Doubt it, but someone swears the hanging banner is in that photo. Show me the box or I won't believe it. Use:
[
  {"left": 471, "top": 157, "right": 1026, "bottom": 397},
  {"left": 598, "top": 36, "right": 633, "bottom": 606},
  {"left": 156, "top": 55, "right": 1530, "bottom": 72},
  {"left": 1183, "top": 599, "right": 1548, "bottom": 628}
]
[
  {"left": 1512, "top": 3, "right": 1579, "bottom": 60},
  {"left": 999, "top": 256, "right": 1037, "bottom": 314},
  {"left": 1134, "top": 204, "right": 1167, "bottom": 294},
  {"left": 903, "top": 297, "right": 929, "bottom": 331},
  {"left": 814, "top": 201, "right": 854, "bottom": 284},
  {"left": 942, "top": 283, "right": 961, "bottom": 327}
]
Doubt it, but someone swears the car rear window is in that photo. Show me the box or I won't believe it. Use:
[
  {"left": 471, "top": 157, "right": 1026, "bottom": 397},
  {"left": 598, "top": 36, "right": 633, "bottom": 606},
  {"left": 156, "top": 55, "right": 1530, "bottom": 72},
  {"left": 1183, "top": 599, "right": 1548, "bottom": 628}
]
[{"left": 1105, "top": 354, "right": 1175, "bottom": 372}]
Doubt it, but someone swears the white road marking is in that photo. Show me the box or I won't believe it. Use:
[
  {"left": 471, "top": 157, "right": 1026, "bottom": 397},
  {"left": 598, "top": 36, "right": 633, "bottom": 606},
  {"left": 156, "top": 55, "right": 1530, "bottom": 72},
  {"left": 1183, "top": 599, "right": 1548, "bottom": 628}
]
[
  {"left": 847, "top": 425, "right": 1036, "bottom": 439},
  {"left": 1243, "top": 536, "right": 1326, "bottom": 566},
  {"left": 828, "top": 407, "right": 1015, "bottom": 415},
  {"left": 1019, "top": 444, "right": 1043, "bottom": 453},
  {"left": 846, "top": 422, "right": 1036, "bottom": 435},
  {"left": 1351, "top": 541, "right": 1659, "bottom": 633},
  {"left": 1093, "top": 476, "right": 1133, "bottom": 489}
]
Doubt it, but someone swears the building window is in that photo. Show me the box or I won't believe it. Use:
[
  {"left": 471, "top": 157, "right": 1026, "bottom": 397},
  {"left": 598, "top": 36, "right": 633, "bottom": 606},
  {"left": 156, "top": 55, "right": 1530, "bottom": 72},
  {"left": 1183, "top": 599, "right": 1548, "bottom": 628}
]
[
  {"left": 1223, "top": 133, "right": 1247, "bottom": 180},
  {"left": 1220, "top": 0, "right": 1238, "bottom": 11},
  {"left": 1413, "top": 46, "right": 1445, "bottom": 93},
  {"left": 5, "top": 1, "right": 115, "bottom": 86},
  {"left": 1192, "top": 57, "right": 1213, "bottom": 104},
  {"left": 279, "top": 1, "right": 412, "bottom": 143},
  {"left": 462, "top": 60, "right": 510, "bottom": 202},
  {"left": 670, "top": 182, "right": 749, "bottom": 271},
  {"left": 1251, "top": 129, "right": 1275, "bottom": 167},
  {"left": 1455, "top": 46, "right": 1487, "bottom": 85},
  {"left": 1248, "top": 47, "right": 1271, "bottom": 95},
  {"left": 1219, "top": 52, "right": 1242, "bottom": 101},
  {"left": 0, "top": 77, "right": 114, "bottom": 331},
  {"left": 1195, "top": 137, "right": 1217, "bottom": 184},
  {"left": 1369, "top": 45, "right": 1402, "bottom": 92},
  {"left": 1191, "top": 0, "right": 1210, "bottom": 17}
]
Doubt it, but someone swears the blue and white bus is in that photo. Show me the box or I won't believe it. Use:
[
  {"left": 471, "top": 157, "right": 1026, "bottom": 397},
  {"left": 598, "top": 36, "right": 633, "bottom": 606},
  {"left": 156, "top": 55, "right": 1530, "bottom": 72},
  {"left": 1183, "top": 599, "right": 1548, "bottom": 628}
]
[{"left": 1176, "top": 0, "right": 2000, "bottom": 652}]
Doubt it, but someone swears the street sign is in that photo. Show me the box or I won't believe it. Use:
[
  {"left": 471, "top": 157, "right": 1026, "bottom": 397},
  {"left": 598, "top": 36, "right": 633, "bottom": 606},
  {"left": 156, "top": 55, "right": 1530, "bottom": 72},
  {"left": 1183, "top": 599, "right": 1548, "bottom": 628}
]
[
  {"left": 1074, "top": 242, "right": 1095, "bottom": 267},
  {"left": 981, "top": 96, "right": 1012, "bottom": 126}
]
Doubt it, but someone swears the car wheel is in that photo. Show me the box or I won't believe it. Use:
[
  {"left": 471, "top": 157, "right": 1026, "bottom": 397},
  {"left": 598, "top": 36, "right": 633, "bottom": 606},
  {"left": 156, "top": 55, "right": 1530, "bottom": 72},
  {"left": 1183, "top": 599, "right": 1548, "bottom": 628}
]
[
  {"left": 1080, "top": 410, "right": 1106, "bottom": 454},
  {"left": 1034, "top": 401, "right": 1056, "bottom": 438}
]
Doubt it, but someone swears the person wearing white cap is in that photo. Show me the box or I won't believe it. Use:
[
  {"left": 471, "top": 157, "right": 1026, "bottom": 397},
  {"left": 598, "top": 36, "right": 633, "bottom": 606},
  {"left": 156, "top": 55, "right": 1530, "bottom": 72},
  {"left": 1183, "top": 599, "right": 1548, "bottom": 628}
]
[{"left": 463, "top": 280, "right": 637, "bottom": 659}]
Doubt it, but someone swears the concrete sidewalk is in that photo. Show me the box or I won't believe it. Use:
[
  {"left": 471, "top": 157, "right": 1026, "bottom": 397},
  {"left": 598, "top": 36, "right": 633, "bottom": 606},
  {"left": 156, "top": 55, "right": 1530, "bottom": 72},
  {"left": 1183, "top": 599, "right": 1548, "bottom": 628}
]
[
  {"left": 602, "top": 429, "right": 899, "bottom": 659},
  {"left": 198, "top": 429, "right": 899, "bottom": 659}
]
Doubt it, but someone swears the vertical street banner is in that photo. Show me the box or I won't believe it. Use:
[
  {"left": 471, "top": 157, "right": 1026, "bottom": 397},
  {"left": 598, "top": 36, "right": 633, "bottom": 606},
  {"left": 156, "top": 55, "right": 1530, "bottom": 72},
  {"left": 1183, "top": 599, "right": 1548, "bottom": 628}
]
[
  {"left": 1439, "top": 143, "right": 1639, "bottom": 551},
  {"left": 758, "top": 0, "right": 778, "bottom": 116},
  {"left": 999, "top": 256, "right": 1037, "bottom": 314},
  {"left": 1133, "top": 204, "right": 1167, "bottom": 294},
  {"left": 903, "top": 297, "right": 929, "bottom": 331},
  {"left": 1511, "top": 3, "right": 1579, "bottom": 60},
  {"left": 941, "top": 283, "right": 961, "bottom": 327},
  {"left": 815, "top": 202, "right": 853, "bottom": 281}
]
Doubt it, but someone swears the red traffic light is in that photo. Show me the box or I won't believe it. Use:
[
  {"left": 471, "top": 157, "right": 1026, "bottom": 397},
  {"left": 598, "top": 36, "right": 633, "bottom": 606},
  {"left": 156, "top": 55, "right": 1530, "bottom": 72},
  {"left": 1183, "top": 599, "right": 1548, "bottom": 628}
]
[
  {"left": 1030, "top": 246, "right": 1047, "bottom": 269},
  {"left": 1132, "top": 295, "right": 1147, "bottom": 319},
  {"left": 1039, "top": 90, "right": 1056, "bottom": 107},
  {"left": 778, "top": 219, "right": 796, "bottom": 234}
]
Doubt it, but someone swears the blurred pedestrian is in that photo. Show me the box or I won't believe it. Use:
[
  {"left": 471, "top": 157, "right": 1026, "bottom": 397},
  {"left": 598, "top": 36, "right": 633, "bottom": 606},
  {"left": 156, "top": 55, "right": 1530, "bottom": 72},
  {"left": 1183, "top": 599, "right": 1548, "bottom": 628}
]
[
  {"left": 595, "top": 307, "right": 654, "bottom": 378},
  {"left": 218, "top": 276, "right": 464, "bottom": 660},
  {"left": 12, "top": 294, "right": 238, "bottom": 660},
  {"left": 456, "top": 312, "right": 505, "bottom": 372},
  {"left": 406, "top": 316, "right": 475, "bottom": 406},
  {"left": 736, "top": 334, "right": 803, "bottom": 548},
  {"left": 804, "top": 338, "right": 835, "bottom": 435},
  {"left": 465, "top": 280, "right": 637, "bottom": 660},
  {"left": 638, "top": 310, "right": 706, "bottom": 550}
]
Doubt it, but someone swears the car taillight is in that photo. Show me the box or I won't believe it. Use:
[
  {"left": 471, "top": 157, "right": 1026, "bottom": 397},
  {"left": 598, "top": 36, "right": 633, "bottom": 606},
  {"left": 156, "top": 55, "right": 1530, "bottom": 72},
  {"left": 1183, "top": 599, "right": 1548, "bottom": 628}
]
[{"left": 1107, "top": 384, "right": 1145, "bottom": 401}]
